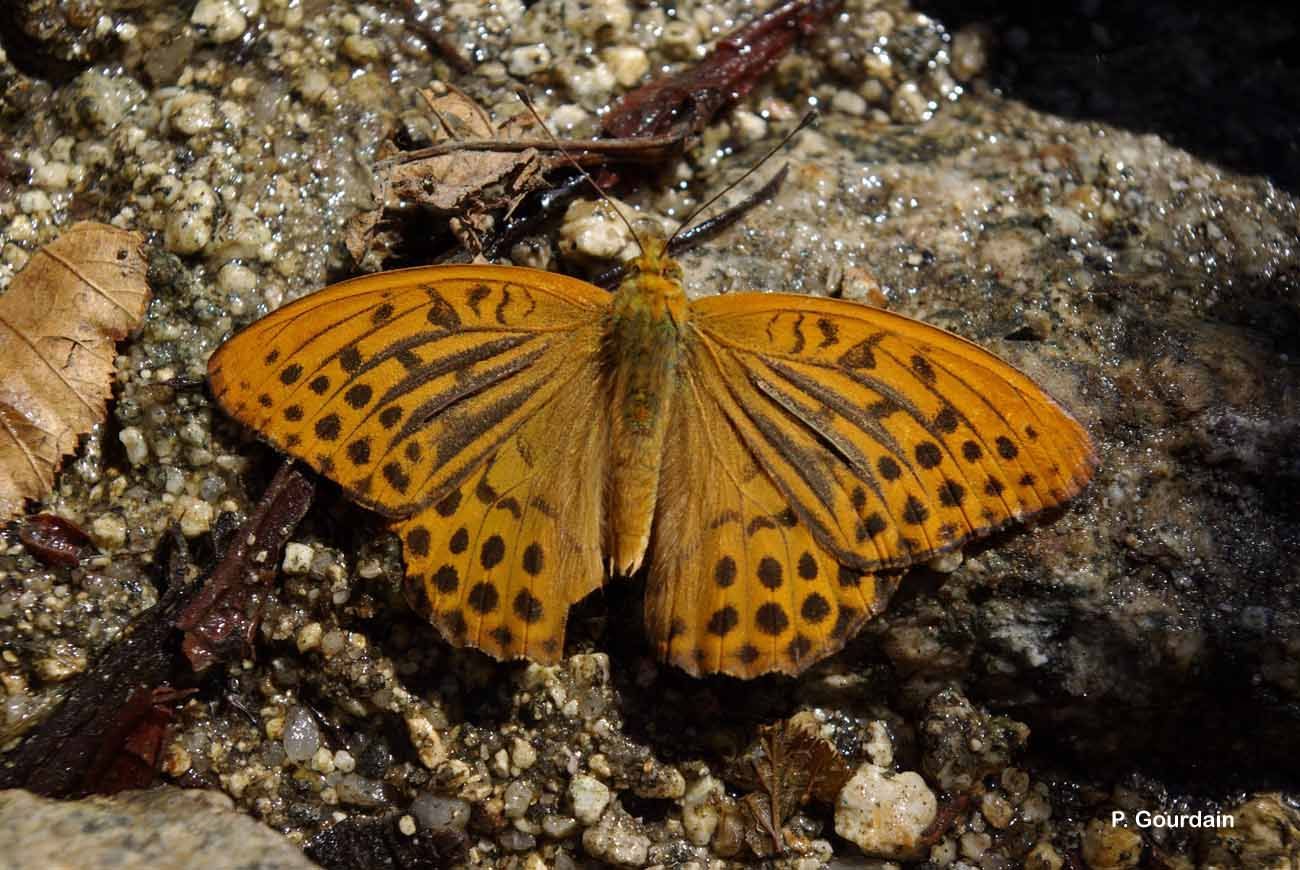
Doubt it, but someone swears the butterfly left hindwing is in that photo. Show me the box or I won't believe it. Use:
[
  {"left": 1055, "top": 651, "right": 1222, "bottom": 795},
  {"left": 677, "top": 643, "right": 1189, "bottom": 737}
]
[
  {"left": 396, "top": 350, "right": 609, "bottom": 663},
  {"left": 647, "top": 342, "right": 895, "bottom": 677}
]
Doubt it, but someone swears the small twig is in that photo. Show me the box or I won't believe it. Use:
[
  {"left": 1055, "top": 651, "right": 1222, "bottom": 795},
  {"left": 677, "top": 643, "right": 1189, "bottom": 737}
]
[
  {"left": 593, "top": 164, "right": 791, "bottom": 289},
  {"left": 378, "top": 131, "right": 687, "bottom": 168}
]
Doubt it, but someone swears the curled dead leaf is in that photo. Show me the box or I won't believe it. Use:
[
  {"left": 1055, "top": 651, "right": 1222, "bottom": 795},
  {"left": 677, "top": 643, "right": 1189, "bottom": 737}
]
[
  {"left": 726, "top": 711, "right": 853, "bottom": 855},
  {"left": 0, "top": 222, "right": 149, "bottom": 520}
]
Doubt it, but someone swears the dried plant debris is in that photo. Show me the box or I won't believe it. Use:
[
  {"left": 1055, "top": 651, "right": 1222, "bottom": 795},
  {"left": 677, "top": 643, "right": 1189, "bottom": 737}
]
[
  {"left": 726, "top": 711, "right": 853, "bottom": 856},
  {"left": 0, "top": 466, "right": 313, "bottom": 796},
  {"left": 347, "top": 86, "right": 684, "bottom": 262},
  {"left": 0, "top": 222, "right": 148, "bottom": 521},
  {"left": 0, "top": 529, "right": 198, "bottom": 796},
  {"left": 17, "top": 513, "right": 95, "bottom": 567},
  {"left": 346, "top": 86, "right": 549, "bottom": 262}
]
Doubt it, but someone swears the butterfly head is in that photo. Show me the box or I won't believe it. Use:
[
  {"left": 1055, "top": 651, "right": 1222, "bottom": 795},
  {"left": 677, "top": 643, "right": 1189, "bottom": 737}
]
[{"left": 616, "top": 232, "right": 688, "bottom": 327}]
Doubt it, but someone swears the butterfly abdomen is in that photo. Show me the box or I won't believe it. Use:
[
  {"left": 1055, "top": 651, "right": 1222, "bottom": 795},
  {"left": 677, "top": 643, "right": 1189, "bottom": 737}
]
[{"left": 604, "top": 254, "right": 691, "bottom": 574}]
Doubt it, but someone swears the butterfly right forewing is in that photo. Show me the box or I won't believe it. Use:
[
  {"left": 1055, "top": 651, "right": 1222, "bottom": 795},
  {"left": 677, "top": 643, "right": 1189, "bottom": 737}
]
[{"left": 209, "top": 264, "right": 611, "bottom": 519}]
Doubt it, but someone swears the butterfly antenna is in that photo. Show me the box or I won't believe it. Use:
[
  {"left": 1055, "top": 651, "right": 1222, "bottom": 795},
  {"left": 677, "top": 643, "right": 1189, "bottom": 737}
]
[
  {"left": 666, "top": 110, "right": 818, "bottom": 249},
  {"left": 516, "top": 91, "right": 645, "bottom": 257}
]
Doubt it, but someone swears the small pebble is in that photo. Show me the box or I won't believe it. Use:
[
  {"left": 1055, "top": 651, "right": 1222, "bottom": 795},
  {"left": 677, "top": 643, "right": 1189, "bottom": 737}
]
[
  {"left": 283, "top": 542, "right": 314, "bottom": 574},
  {"left": 164, "top": 180, "right": 217, "bottom": 255},
  {"left": 831, "top": 90, "right": 868, "bottom": 117},
  {"left": 411, "top": 794, "right": 471, "bottom": 831},
  {"left": 218, "top": 262, "right": 257, "bottom": 295},
  {"left": 191, "top": 0, "right": 248, "bottom": 43},
  {"left": 90, "top": 513, "right": 127, "bottom": 550},
  {"left": 342, "top": 35, "right": 381, "bottom": 64},
  {"left": 542, "top": 815, "right": 578, "bottom": 838},
  {"left": 890, "top": 81, "right": 932, "bottom": 125},
  {"left": 569, "top": 774, "right": 611, "bottom": 825},
  {"left": 511, "top": 736, "right": 538, "bottom": 770},
  {"left": 659, "top": 19, "right": 699, "bottom": 59},
  {"left": 166, "top": 92, "right": 220, "bottom": 137},
  {"left": 563, "top": 0, "right": 631, "bottom": 40},
  {"left": 296, "top": 622, "right": 323, "bottom": 652},
  {"left": 283, "top": 706, "right": 321, "bottom": 763},
  {"left": 1081, "top": 819, "right": 1142, "bottom": 869},
  {"left": 118, "top": 427, "right": 149, "bottom": 465},
  {"left": 499, "top": 828, "right": 537, "bottom": 852},
  {"left": 177, "top": 497, "right": 214, "bottom": 537},
  {"left": 602, "top": 45, "right": 648, "bottom": 88},
  {"left": 559, "top": 198, "right": 637, "bottom": 262},
  {"left": 681, "top": 775, "right": 722, "bottom": 846},
  {"left": 504, "top": 780, "right": 535, "bottom": 819},
  {"left": 508, "top": 45, "right": 552, "bottom": 78},
  {"left": 835, "top": 764, "right": 937, "bottom": 859},
  {"left": 1026, "top": 840, "right": 1066, "bottom": 870}
]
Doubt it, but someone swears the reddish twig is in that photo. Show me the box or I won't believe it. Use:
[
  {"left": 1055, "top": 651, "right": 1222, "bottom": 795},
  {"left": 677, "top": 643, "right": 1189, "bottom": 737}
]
[
  {"left": 602, "top": 0, "right": 843, "bottom": 139},
  {"left": 176, "top": 461, "right": 315, "bottom": 671}
]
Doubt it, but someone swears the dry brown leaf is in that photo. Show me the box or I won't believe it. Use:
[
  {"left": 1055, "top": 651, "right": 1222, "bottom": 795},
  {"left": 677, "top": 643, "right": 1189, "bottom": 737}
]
[
  {"left": 389, "top": 87, "right": 540, "bottom": 211},
  {"left": 345, "top": 86, "right": 544, "bottom": 261},
  {"left": 0, "top": 222, "right": 148, "bottom": 520}
]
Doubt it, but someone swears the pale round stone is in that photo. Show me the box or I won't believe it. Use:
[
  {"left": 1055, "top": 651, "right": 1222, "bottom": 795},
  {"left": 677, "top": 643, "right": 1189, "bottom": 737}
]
[
  {"left": 602, "top": 45, "right": 648, "bottom": 88},
  {"left": 508, "top": 44, "right": 552, "bottom": 78},
  {"left": 217, "top": 262, "right": 257, "bottom": 295},
  {"left": 835, "top": 764, "right": 937, "bottom": 859},
  {"left": 90, "top": 513, "right": 128, "bottom": 549}
]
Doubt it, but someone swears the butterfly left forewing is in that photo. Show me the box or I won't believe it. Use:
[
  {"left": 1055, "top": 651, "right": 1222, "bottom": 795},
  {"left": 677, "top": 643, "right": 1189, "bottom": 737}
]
[{"left": 688, "top": 293, "right": 1097, "bottom": 572}]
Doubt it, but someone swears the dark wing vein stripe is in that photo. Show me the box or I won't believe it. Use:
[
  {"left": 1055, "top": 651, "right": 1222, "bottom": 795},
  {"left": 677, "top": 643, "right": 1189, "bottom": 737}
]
[
  {"left": 385, "top": 345, "right": 551, "bottom": 452},
  {"left": 409, "top": 352, "right": 593, "bottom": 512},
  {"left": 380, "top": 336, "right": 541, "bottom": 420},
  {"left": 744, "top": 372, "right": 894, "bottom": 563}
]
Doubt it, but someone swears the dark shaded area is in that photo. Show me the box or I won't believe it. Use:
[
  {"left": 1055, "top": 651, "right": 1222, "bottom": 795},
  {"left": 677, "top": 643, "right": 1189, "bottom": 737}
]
[
  {"left": 0, "top": 5, "right": 104, "bottom": 84},
  {"left": 917, "top": 0, "right": 1300, "bottom": 193},
  {"left": 0, "top": 464, "right": 316, "bottom": 797},
  {"left": 305, "top": 813, "right": 467, "bottom": 870}
]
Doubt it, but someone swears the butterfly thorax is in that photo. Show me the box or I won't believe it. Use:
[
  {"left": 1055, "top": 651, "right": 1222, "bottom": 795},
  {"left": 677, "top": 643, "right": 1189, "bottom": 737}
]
[{"left": 605, "top": 238, "right": 691, "bottom": 574}]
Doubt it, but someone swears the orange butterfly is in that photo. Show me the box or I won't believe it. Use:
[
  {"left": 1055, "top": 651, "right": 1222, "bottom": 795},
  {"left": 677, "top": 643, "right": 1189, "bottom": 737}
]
[{"left": 209, "top": 233, "right": 1096, "bottom": 678}]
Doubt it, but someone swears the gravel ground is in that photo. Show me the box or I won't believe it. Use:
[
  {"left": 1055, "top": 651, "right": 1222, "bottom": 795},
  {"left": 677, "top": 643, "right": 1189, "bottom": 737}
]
[{"left": 1, "top": 0, "right": 1298, "bottom": 868}]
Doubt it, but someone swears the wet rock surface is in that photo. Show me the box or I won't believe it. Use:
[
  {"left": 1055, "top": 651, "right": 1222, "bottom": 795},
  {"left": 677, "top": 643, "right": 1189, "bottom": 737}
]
[
  {"left": 0, "top": 786, "right": 317, "bottom": 869},
  {"left": 2, "top": 0, "right": 1298, "bottom": 867}
]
